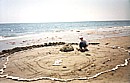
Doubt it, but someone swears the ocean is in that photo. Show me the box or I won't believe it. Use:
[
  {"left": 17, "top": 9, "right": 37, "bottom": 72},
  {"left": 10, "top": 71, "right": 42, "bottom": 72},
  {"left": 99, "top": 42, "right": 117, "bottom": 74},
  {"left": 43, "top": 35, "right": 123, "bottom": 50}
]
[{"left": 0, "top": 21, "right": 130, "bottom": 38}]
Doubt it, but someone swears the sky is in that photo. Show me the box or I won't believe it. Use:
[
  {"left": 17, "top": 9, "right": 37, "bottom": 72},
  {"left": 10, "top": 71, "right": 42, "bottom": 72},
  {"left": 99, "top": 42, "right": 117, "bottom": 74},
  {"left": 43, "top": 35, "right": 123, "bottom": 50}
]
[{"left": 0, "top": 0, "right": 130, "bottom": 23}]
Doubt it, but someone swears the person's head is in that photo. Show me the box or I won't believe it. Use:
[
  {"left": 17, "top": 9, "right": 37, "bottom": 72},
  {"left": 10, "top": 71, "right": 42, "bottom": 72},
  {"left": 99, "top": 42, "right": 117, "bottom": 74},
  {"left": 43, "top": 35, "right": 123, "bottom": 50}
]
[{"left": 79, "top": 36, "right": 83, "bottom": 40}]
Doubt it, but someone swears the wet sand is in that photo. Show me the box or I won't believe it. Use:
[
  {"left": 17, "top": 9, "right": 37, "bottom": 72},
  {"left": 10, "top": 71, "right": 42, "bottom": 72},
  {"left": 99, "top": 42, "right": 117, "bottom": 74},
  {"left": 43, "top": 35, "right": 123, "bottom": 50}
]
[
  {"left": 0, "top": 26, "right": 130, "bottom": 51},
  {"left": 0, "top": 27, "right": 130, "bottom": 83}
]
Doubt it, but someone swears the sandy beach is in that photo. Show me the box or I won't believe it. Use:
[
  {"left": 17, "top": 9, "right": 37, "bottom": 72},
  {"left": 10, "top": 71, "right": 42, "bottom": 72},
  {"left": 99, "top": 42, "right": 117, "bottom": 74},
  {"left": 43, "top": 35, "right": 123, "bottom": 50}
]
[
  {"left": 0, "top": 26, "right": 130, "bottom": 51},
  {"left": 0, "top": 26, "right": 130, "bottom": 83}
]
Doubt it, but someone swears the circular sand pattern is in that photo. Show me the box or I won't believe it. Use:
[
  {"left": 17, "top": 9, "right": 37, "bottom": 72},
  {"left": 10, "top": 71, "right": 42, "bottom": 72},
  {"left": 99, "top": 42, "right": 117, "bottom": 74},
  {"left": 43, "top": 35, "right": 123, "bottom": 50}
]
[
  {"left": 0, "top": 45, "right": 130, "bottom": 82},
  {"left": 3, "top": 46, "right": 94, "bottom": 79}
]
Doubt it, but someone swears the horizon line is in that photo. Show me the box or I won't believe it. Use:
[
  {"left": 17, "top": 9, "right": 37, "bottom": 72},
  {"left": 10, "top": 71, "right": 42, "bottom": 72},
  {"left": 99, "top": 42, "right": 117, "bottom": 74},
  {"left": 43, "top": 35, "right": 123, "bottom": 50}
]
[{"left": 0, "top": 20, "right": 130, "bottom": 24}]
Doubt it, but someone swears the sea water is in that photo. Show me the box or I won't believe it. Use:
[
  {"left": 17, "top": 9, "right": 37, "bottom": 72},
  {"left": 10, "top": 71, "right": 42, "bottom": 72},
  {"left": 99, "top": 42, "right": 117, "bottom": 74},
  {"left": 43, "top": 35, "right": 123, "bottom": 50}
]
[
  {"left": 0, "top": 21, "right": 130, "bottom": 38},
  {"left": 0, "top": 21, "right": 130, "bottom": 51}
]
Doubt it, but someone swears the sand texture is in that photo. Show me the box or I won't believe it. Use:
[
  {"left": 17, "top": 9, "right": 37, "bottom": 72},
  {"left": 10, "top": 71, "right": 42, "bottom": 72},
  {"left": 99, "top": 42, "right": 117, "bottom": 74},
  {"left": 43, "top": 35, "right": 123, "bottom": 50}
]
[
  {"left": 0, "top": 36, "right": 130, "bottom": 83},
  {"left": 0, "top": 27, "right": 130, "bottom": 83}
]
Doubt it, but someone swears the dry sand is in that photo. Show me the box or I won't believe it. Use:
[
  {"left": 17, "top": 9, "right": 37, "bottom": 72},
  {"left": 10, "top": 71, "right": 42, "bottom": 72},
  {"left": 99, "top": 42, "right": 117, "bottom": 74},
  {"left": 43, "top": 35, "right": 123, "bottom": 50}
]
[
  {"left": 0, "top": 36, "right": 130, "bottom": 83},
  {"left": 0, "top": 27, "right": 130, "bottom": 83}
]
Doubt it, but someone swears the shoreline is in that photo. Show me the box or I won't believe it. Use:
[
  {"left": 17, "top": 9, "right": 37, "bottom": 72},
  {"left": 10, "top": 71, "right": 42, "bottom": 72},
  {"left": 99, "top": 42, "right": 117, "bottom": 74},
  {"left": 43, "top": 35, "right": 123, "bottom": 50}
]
[
  {"left": 0, "top": 26, "right": 130, "bottom": 51},
  {"left": 0, "top": 22, "right": 130, "bottom": 83},
  {"left": 0, "top": 26, "right": 130, "bottom": 40}
]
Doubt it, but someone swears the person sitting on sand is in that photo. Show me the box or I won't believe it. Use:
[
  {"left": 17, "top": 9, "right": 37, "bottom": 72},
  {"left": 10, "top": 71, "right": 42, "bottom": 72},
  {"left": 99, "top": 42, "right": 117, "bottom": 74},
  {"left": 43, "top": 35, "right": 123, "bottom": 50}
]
[{"left": 78, "top": 36, "right": 88, "bottom": 52}]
